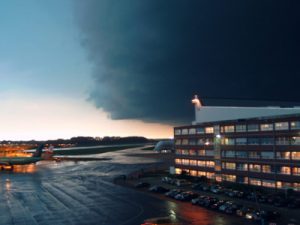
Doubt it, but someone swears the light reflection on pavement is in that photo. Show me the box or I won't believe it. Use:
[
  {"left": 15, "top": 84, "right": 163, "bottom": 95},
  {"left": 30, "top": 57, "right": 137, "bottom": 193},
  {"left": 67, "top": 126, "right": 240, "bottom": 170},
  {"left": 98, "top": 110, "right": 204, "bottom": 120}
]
[{"left": 0, "top": 148, "right": 255, "bottom": 225}]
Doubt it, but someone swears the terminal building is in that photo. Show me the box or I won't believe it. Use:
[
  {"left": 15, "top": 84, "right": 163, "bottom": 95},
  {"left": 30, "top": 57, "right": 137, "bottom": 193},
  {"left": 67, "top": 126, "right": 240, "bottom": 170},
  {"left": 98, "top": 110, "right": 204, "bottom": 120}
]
[{"left": 173, "top": 96, "right": 300, "bottom": 191}]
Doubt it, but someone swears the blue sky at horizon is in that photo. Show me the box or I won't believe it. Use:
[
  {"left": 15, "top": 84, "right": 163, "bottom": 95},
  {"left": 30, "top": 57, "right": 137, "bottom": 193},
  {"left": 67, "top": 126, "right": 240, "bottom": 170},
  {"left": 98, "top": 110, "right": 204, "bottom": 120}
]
[{"left": 0, "top": 0, "right": 172, "bottom": 140}]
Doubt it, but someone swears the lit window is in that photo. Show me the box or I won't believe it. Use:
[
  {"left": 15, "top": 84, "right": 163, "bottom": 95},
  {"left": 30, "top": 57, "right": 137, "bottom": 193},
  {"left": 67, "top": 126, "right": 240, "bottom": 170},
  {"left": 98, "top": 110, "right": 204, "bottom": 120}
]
[
  {"left": 262, "top": 180, "right": 275, "bottom": 188},
  {"left": 182, "top": 149, "right": 189, "bottom": 155},
  {"left": 280, "top": 166, "right": 291, "bottom": 175},
  {"left": 249, "top": 152, "right": 260, "bottom": 159},
  {"left": 260, "top": 124, "right": 273, "bottom": 131},
  {"left": 292, "top": 167, "right": 300, "bottom": 176},
  {"left": 291, "top": 151, "right": 300, "bottom": 160},
  {"left": 198, "top": 149, "right": 205, "bottom": 156},
  {"left": 291, "top": 137, "right": 300, "bottom": 145},
  {"left": 175, "top": 149, "right": 182, "bottom": 155},
  {"left": 206, "top": 172, "right": 215, "bottom": 179},
  {"left": 223, "top": 162, "right": 236, "bottom": 170},
  {"left": 222, "top": 125, "right": 235, "bottom": 133},
  {"left": 174, "top": 129, "right": 181, "bottom": 135},
  {"left": 190, "top": 170, "right": 197, "bottom": 176},
  {"left": 291, "top": 121, "right": 300, "bottom": 130},
  {"left": 175, "top": 168, "right": 182, "bottom": 175},
  {"left": 175, "top": 158, "right": 182, "bottom": 165},
  {"left": 182, "top": 159, "right": 189, "bottom": 165},
  {"left": 249, "top": 164, "right": 261, "bottom": 172},
  {"left": 189, "top": 160, "right": 197, "bottom": 166},
  {"left": 198, "top": 171, "right": 206, "bottom": 177},
  {"left": 262, "top": 165, "right": 272, "bottom": 173},
  {"left": 205, "top": 127, "right": 214, "bottom": 134},
  {"left": 197, "top": 160, "right": 206, "bottom": 167},
  {"left": 237, "top": 163, "right": 248, "bottom": 171},
  {"left": 181, "top": 129, "right": 188, "bottom": 135},
  {"left": 276, "top": 151, "right": 290, "bottom": 160},
  {"left": 249, "top": 178, "right": 261, "bottom": 186},
  {"left": 206, "top": 161, "right": 215, "bottom": 167},
  {"left": 182, "top": 139, "right": 188, "bottom": 145},
  {"left": 189, "top": 149, "right": 197, "bottom": 155},
  {"left": 275, "top": 122, "right": 289, "bottom": 130},
  {"left": 189, "top": 128, "right": 196, "bottom": 134},
  {"left": 223, "top": 174, "right": 236, "bottom": 182},
  {"left": 222, "top": 138, "right": 235, "bottom": 145},
  {"left": 175, "top": 139, "right": 181, "bottom": 145}
]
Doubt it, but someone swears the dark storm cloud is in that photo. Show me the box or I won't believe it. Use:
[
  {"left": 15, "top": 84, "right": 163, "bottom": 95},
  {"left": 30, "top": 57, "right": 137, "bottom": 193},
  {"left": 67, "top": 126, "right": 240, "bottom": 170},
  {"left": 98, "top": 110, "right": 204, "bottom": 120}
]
[{"left": 74, "top": 0, "right": 300, "bottom": 124}]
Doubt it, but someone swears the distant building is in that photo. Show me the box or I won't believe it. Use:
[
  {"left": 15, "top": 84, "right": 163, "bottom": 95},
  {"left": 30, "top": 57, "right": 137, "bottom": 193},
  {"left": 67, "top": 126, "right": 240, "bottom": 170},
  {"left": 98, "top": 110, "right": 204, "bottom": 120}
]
[
  {"left": 154, "top": 140, "right": 175, "bottom": 153},
  {"left": 173, "top": 96, "right": 300, "bottom": 191}
]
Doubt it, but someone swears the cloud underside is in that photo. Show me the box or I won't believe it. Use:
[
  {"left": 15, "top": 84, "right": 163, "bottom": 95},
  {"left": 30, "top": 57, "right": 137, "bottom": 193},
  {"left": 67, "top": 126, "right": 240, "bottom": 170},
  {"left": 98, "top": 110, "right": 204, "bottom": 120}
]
[{"left": 74, "top": 0, "right": 300, "bottom": 124}]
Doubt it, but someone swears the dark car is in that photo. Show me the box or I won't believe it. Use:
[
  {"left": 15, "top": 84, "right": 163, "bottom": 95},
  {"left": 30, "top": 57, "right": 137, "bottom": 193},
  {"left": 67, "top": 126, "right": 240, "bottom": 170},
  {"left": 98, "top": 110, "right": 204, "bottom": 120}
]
[
  {"left": 165, "top": 189, "right": 183, "bottom": 198},
  {"left": 135, "top": 182, "right": 150, "bottom": 188},
  {"left": 149, "top": 185, "right": 169, "bottom": 193},
  {"left": 174, "top": 191, "right": 198, "bottom": 201},
  {"left": 225, "top": 203, "right": 242, "bottom": 214}
]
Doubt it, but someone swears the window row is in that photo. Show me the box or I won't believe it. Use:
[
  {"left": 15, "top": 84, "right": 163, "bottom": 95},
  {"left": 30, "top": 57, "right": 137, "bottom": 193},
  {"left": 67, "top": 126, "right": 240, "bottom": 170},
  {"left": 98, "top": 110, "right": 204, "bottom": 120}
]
[
  {"left": 175, "top": 149, "right": 215, "bottom": 156},
  {"left": 175, "top": 121, "right": 300, "bottom": 136},
  {"left": 175, "top": 158, "right": 215, "bottom": 167},
  {"left": 221, "top": 162, "right": 300, "bottom": 175},
  {"left": 175, "top": 127, "right": 214, "bottom": 135},
  {"left": 175, "top": 168, "right": 215, "bottom": 178},
  {"left": 175, "top": 138, "right": 214, "bottom": 146},
  {"left": 222, "top": 136, "right": 300, "bottom": 145},
  {"left": 222, "top": 150, "right": 300, "bottom": 160}
]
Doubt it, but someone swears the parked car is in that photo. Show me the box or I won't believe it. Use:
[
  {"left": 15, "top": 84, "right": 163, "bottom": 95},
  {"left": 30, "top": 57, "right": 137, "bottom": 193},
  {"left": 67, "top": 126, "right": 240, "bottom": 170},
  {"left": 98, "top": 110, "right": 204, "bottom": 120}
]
[
  {"left": 175, "top": 179, "right": 191, "bottom": 187},
  {"left": 165, "top": 189, "right": 183, "bottom": 198},
  {"left": 148, "top": 186, "right": 169, "bottom": 193},
  {"left": 225, "top": 203, "right": 242, "bottom": 214},
  {"left": 210, "top": 200, "right": 225, "bottom": 210},
  {"left": 210, "top": 185, "right": 223, "bottom": 194},
  {"left": 135, "top": 182, "right": 150, "bottom": 188},
  {"left": 161, "top": 177, "right": 176, "bottom": 185},
  {"left": 218, "top": 201, "right": 232, "bottom": 212},
  {"left": 236, "top": 207, "right": 254, "bottom": 217},
  {"left": 191, "top": 196, "right": 206, "bottom": 205},
  {"left": 174, "top": 191, "right": 198, "bottom": 201},
  {"left": 245, "top": 210, "right": 262, "bottom": 221}
]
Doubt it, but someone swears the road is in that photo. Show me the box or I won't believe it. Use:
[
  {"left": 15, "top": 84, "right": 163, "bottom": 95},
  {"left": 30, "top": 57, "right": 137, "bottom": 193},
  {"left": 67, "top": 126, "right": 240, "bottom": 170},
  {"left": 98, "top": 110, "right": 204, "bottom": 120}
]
[{"left": 0, "top": 148, "right": 256, "bottom": 225}]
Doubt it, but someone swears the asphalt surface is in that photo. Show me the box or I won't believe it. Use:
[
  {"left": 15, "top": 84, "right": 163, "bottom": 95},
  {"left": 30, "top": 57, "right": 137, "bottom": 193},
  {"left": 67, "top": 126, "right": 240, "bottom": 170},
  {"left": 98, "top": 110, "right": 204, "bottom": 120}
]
[{"left": 0, "top": 148, "right": 257, "bottom": 225}]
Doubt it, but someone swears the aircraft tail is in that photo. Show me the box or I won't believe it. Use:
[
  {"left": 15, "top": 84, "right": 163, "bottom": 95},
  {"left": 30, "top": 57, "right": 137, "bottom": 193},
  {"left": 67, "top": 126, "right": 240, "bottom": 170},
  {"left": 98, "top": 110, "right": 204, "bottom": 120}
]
[{"left": 32, "top": 144, "right": 44, "bottom": 157}]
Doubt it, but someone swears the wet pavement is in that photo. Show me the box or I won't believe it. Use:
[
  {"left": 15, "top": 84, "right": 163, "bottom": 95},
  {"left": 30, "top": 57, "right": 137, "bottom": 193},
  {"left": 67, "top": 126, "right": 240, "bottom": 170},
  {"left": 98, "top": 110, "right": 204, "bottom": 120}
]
[{"left": 0, "top": 147, "right": 256, "bottom": 225}]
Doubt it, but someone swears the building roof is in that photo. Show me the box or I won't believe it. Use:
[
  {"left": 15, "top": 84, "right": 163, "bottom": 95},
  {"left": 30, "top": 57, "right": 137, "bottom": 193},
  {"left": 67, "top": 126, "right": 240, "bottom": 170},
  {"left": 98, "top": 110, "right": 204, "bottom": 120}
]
[{"left": 192, "top": 106, "right": 300, "bottom": 125}]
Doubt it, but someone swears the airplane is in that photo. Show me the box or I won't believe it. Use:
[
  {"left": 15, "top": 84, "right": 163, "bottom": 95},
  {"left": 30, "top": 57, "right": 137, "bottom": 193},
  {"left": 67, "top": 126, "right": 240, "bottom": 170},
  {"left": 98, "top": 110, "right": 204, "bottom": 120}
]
[{"left": 0, "top": 144, "right": 46, "bottom": 170}]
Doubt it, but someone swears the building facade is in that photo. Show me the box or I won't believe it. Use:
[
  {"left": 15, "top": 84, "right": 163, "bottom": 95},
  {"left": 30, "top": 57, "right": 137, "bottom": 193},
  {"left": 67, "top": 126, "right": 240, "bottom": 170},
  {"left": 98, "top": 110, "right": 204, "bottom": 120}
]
[{"left": 174, "top": 112, "right": 300, "bottom": 191}]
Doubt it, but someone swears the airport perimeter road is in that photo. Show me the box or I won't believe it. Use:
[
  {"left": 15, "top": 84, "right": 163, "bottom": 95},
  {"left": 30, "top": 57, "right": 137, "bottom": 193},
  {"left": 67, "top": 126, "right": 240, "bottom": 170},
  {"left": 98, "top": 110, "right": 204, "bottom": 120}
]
[{"left": 0, "top": 148, "right": 255, "bottom": 225}]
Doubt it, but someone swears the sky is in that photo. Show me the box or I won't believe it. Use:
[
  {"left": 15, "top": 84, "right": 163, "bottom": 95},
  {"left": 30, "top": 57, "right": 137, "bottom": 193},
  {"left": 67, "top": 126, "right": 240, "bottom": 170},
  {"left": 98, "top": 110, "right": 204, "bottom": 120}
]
[{"left": 1, "top": 0, "right": 300, "bottom": 140}]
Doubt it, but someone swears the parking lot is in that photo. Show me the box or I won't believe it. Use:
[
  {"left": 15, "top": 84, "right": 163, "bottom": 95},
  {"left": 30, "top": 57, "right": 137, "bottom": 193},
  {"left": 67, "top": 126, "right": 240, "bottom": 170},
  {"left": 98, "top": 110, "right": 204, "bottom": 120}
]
[{"left": 128, "top": 173, "right": 299, "bottom": 225}]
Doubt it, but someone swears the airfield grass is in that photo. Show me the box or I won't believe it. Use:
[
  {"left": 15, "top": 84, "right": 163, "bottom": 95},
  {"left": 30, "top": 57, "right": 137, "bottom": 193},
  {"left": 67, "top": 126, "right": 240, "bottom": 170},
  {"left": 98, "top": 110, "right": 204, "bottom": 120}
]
[{"left": 53, "top": 144, "right": 145, "bottom": 155}]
